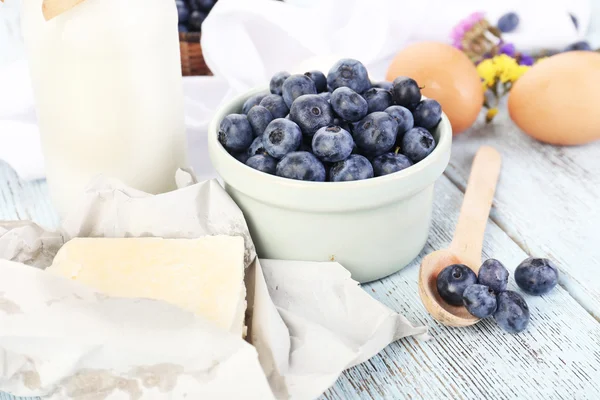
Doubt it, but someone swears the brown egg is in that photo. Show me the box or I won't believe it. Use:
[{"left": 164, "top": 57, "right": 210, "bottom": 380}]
[
  {"left": 508, "top": 51, "right": 600, "bottom": 146},
  {"left": 386, "top": 42, "right": 483, "bottom": 134}
]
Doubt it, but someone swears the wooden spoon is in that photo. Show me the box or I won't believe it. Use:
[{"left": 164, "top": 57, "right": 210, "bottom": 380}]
[{"left": 418, "top": 146, "right": 502, "bottom": 327}]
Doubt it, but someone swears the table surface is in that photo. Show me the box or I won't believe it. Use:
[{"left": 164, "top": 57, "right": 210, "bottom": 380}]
[{"left": 1, "top": 110, "right": 600, "bottom": 400}]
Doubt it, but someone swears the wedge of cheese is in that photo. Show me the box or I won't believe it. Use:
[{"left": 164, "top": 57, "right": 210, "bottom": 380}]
[{"left": 48, "top": 236, "right": 247, "bottom": 336}]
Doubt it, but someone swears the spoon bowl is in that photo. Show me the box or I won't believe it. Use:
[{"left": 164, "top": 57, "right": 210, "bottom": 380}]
[{"left": 418, "top": 146, "right": 501, "bottom": 327}]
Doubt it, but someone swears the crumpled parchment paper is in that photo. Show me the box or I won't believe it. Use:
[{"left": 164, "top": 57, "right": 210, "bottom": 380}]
[{"left": 0, "top": 170, "right": 427, "bottom": 399}]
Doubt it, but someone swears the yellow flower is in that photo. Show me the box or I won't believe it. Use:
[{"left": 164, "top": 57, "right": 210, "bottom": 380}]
[
  {"left": 486, "top": 108, "right": 499, "bottom": 123},
  {"left": 491, "top": 54, "right": 530, "bottom": 84},
  {"left": 535, "top": 57, "right": 548, "bottom": 64},
  {"left": 477, "top": 59, "right": 496, "bottom": 88}
]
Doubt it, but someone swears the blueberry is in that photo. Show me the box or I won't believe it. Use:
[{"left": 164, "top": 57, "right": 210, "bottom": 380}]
[
  {"left": 263, "top": 118, "right": 302, "bottom": 159},
  {"left": 319, "top": 92, "right": 331, "bottom": 102},
  {"left": 327, "top": 58, "right": 371, "bottom": 93},
  {"left": 497, "top": 12, "right": 519, "bottom": 33},
  {"left": 247, "top": 106, "right": 274, "bottom": 137},
  {"left": 259, "top": 94, "right": 289, "bottom": 119},
  {"left": 270, "top": 71, "right": 291, "bottom": 96},
  {"left": 494, "top": 291, "right": 530, "bottom": 333},
  {"left": 282, "top": 75, "right": 317, "bottom": 108},
  {"left": 247, "top": 136, "right": 267, "bottom": 158},
  {"left": 373, "top": 81, "right": 393, "bottom": 91},
  {"left": 515, "top": 258, "right": 559, "bottom": 296},
  {"left": 276, "top": 151, "right": 326, "bottom": 181},
  {"left": 413, "top": 99, "right": 442, "bottom": 130},
  {"left": 372, "top": 153, "right": 412, "bottom": 176},
  {"left": 353, "top": 112, "right": 398, "bottom": 156},
  {"left": 289, "top": 94, "right": 334, "bottom": 137},
  {"left": 402, "top": 127, "right": 436, "bottom": 162},
  {"left": 391, "top": 77, "right": 421, "bottom": 110},
  {"left": 304, "top": 70, "right": 328, "bottom": 93},
  {"left": 329, "top": 154, "right": 374, "bottom": 182},
  {"left": 177, "top": 1, "right": 190, "bottom": 23},
  {"left": 188, "top": 10, "right": 208, "bottom": 31},
  {"left": 311, "top": 126, "right": 354, "bottom": 163},
  {"left": 332, "top": 117, "right": 351, "bottom": 133},
  {"left": 363, "top": 88, "right": 393, "bottom": 113},
  {"left": 384, "top": 105, "right": 414, "bottom": 135},
  {"left": 218, "top": 114, "right": 253, "bottom": 152},
  {"left": 242, "top": 93, "right": 268, "bottom": 114},
  {"left": 232, "top": 151, "right": 249, "bottom": 164},
  {"left": 462, "top": 284, "right": 497, "bottom": 318},
  {"left": 178, "top": 24, "right": 189, "bottom": 33},
  {"left": 564, "top": 41, "right": 592, "bottom": 51},
  {"left": 436, "top": 264, "right": 477, "bottom": 306},
  {"left": 330, "top": 87, "right": 368, "bottom": 122},
  {"left": 478, "top": 259, "right": 509, "bottom": 293},
  {"left": 191, "top": 0, "right": 216, "bottom": 12},
  {"left": 246, "top": 154, "right": 277, "bottom": 174}
]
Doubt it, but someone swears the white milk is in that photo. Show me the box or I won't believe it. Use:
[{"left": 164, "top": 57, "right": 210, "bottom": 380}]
[{"left": 21, "top": 0, "right": 187, "bottom": 217}]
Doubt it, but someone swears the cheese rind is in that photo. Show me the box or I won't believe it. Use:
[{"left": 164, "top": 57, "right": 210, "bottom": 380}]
[{"left": 48, "top": 236, "right": 246, "bottom": 336}]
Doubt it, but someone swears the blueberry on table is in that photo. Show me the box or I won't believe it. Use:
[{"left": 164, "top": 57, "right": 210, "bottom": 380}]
[
  {"left": 247, "top": 105, "right": 274, "bottom": 137},
  {"left": 478, "top": 259, "right": 509, "bottom": 293},
  {"left": 402, "top": 127, "right": 436, "bottom": 162},
  {"left": 391, "top": 77, "right": 422, "bottom": 110},
  {"left": 304, "top": 70, "right": 328, "bottom": 93},
  {"left": 413, "top": 99, "right": 442, "bottom": 130},
  {"left": 259, "top": 94, "right": 289, "bottom": 119},
  {"left": 463, "top": 284, "right": 497, "bottom": 318},
  {"left": 494, "top": 291, "right": 530, "bottom": 333},
  {"left": 311, "top": 126, "right": 354, "bottom": 163},
  {"left": 330, "top": 87, "right": 368, "bottom": 122},
  {"left": 327, "top": 58, "right": 371, "bottom": 93},
  {"left": 188, "top": 10, "right": 208, "bottom": 31},
  {"left": 178, "top": 24, "right": 189, "bottom": 33},
  {"left": 353, "top": 112, "right": 398, "bottom": 157},
  {"left": 282, "top": 74, "right": 317, "bottom": 108},
  {"left": 242, "top": 93, "right": 268, "bottom": 114},
  {"left": 289, "top": 94, "right": 334, "bottom": 137},
  {"left": 497, "top": 12, "right": 519, "bottom": 33},
  {"left": 263, "top": 118, "right": 302, "bottom": 159},
  {"left": 276, "top": 151, "right": 326, "bottom": 182},
  {"left": 246, "top": 154, "right": 277, "bottom": 174},
  {"left": 270, "top": 71, "right": 291, "bottom": 96},
  {"left": 384, "top": 105, "right": 414, "bottom": 135},
  {"left": 515, "top": 258, "right": 559, "bottom": 295},
  {"left": 218, "top": 114, "right": 253, "bottom": 152},
  {"left": 371, "top": 152, "right": 412, "bottom": 176},
  {"left": 373, "top": 81, "right": 393, "bottom": 91},
  {"left": 436, "top": 264, "right": 477, "bottom": 306},
  {"left": 329, "top": 154, "right": 374, "bottom": 182},
  {"left": 247, "top": 136, "right": 267, "bottom": 158},
  {"left": 363, "top": 88, "right": 393, "bottom": 113}
]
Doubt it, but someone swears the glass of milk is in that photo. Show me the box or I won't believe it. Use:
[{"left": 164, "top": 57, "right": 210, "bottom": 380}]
[{"left": 21, "top": 0, "right": 188, "bottom": 218}]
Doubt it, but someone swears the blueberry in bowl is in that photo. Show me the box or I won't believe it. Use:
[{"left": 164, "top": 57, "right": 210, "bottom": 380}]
[{"left": 208, "top": 58, "right": 452, "bottom": 282}]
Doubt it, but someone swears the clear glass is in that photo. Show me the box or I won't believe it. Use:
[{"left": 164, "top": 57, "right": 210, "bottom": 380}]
[{"left": 21, "top": 0, "right": 187, "bottom": 217}]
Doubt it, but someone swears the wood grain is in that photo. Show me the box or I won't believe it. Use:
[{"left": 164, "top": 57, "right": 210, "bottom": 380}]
[{"left": 445, "top": 113, "right": 600, "bottom": 320}]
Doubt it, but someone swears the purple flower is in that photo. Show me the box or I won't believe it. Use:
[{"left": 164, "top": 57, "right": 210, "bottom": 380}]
[
  {"left": 450, "top": 11, "right": 485, "bottom": 49},
  {"left": 519, "top": 54, "right": 534, "bottom": 66},
  {"left": 499, "top": 43, "right": 516, "bottom": 57}
]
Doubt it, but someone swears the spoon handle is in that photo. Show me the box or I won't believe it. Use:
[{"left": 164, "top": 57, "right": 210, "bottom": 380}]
[{"left": 450, "top": 146, "right": 502, "bottom": 271}]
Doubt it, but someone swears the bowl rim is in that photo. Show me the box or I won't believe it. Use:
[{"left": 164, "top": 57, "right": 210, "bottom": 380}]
[{"left": 208, "top": 86, "right": 452, "bottom": 211}]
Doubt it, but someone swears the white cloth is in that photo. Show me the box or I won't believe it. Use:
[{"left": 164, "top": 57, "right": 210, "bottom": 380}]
[{"left": 0, "top": 0, "right": 591, "bottom": 181}]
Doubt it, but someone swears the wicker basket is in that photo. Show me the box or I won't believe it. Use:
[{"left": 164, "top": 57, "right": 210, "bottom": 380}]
[{"left": 179, "top": 32, "right": 212, "bottom": 76}]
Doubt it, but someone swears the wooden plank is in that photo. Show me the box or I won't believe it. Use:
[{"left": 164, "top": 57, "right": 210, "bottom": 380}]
[
  {"left": 444, "top": 115, "right": 600, "bottom": 320},
  {"left": 320, "top": 175, "right": 600, "bottom": 400}
]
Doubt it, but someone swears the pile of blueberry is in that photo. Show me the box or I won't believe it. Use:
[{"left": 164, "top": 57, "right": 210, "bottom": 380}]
[
  {"left": 176, "top": 0, "right": 217, "bottom": 33},
  {"left": 217, "top": 59, "right": 442, "bottom": 182},
  {"left": 436, "top": 257, "right": 559, "bottom": 333}
]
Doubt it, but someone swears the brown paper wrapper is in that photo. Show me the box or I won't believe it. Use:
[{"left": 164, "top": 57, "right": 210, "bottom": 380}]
[{"left": 41, "top": 0, "right": 85, "bottom": 21}]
